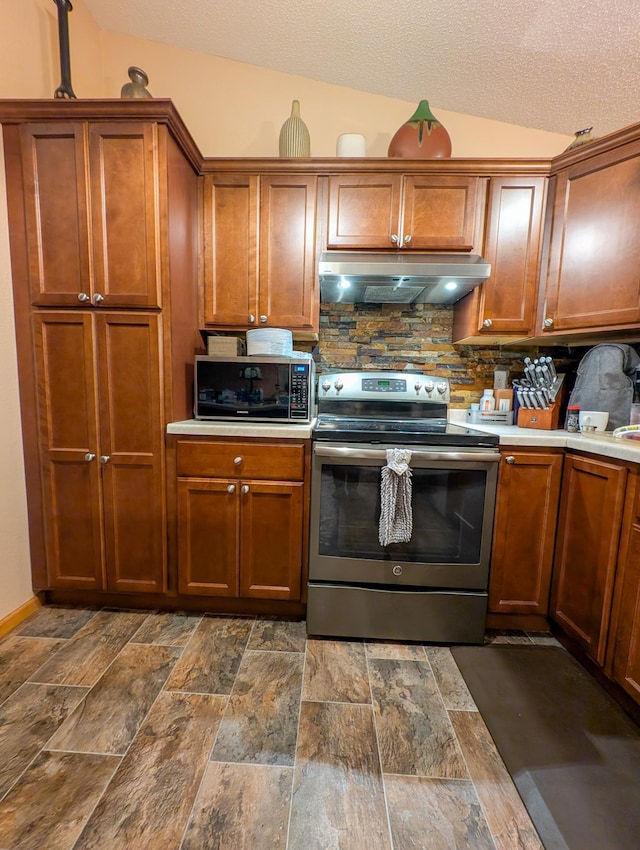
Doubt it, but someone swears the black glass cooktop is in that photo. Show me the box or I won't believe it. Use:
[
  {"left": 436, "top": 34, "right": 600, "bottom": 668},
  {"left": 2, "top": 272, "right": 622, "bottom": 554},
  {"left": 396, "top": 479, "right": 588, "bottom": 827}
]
[{"left": 312, "top": 415, "right": 499, "bottom": 447}]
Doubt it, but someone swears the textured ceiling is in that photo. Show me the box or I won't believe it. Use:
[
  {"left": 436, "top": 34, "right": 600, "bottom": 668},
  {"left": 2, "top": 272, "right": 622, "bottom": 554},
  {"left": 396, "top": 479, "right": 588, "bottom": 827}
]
[{"left": 84, "top": 0, "right": 639, "bottom": 137}]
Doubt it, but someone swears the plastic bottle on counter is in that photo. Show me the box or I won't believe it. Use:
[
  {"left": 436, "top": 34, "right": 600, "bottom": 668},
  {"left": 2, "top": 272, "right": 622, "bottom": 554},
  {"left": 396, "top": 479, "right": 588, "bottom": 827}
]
[
  {"left": 480, "top": 389, "right": 496, "bottom": 412},
  {"left": 565, "top": 404, "right": 580, "bottom": 432}
]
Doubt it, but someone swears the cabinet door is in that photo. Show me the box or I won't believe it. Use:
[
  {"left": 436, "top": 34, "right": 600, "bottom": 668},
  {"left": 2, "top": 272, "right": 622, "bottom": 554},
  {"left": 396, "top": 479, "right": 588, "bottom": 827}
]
[
  {"left": 96, "top": 313, "right": 166, "bottom": 593},
  {"left": 489, "top": 450, "right": 563, "bottom": 615},
  {"left": 609, "top": 471, "right": 640, "bottom": 702},
  {"left": 203, "top": 173, "right": 259, "bottom": 326},
  {"left": 326, "top": 174, "right": 402, "bottom": 249},
  {"left": 21, "top": 123, "right": 92, "bottom": 307},
  {"left": 542, "top": 144, "right": 640, "bottom": 333},
  {"left": 239, "top": 480, "right": 304, "bottom": 600},
  {"left": 177, "top": 478, "right": 240, "bottom": 596},
  {"left": 402, "top": 175, "right": 480, "bottom": 251},
  {"left": 551, "top": 454, "right": 627, "bottom": 664},
  {"left": 259, "top": 175, "right": 318, "bottom": 331},
  {"left": 477, "top": 176, "right": 545, "bottom": 335},
  {"left": 32, "top": 312, "right": 105, "bottom": 589},
  {"left": 88, "top": 122, "right": 161, "bottom": 308}
]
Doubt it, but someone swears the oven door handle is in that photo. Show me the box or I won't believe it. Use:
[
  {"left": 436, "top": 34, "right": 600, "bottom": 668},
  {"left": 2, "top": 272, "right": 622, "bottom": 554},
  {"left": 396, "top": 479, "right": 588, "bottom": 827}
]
[{"left": 313, "top": 445, "right": 500, "bottom": 463}]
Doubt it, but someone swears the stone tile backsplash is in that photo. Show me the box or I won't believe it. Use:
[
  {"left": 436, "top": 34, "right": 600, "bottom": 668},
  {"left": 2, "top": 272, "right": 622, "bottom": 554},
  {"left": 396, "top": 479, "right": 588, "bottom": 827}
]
[{"left": 308, "top": 303, "right": 581, "bottom": 408}]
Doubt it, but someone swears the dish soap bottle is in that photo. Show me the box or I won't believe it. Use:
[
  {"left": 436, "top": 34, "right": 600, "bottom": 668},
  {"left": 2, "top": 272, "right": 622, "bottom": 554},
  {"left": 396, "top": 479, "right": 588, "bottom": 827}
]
[{"left": 480, "top": 389, "right": 495, "bottom": 412}]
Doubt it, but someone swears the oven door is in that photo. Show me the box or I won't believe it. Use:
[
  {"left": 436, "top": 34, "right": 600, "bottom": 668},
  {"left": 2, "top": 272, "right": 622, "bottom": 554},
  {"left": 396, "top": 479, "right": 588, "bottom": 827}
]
[{"left": 309, "top": 443, "right": 499, "bottom": 590}]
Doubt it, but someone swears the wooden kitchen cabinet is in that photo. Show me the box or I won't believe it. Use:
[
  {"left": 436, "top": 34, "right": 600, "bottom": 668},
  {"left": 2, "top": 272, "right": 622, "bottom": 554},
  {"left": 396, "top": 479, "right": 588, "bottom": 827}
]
[
  {"left": 489, "top": 448, "right": 563, "bottom": 623},
  {"left": 539, "top": 134, "right": 640, "bottom": 336},
  {"left": 32, "top": 311, "right": 166, "bottom": 593},
  {"left": 325, "top": 173, "right": 482, "bottom": 252},
  {"left": 550, "top": 453, "right": 628, "bottom": 665},
  {"left": 453, "top": 174, "right": 546, "bottom": 343},
  {"left": 203, "top": 172, "right": 319, "bottom": 333},
  {"left": 20, "top": 121, "right": 162, "bottom": 309},
  {"left": 608, "top": 468, "right": 640, "bottom": 702},
  {"left": 175, "top": 438, "right": 309, "bottom": 601},
  {"left": 1, "top": 100, "right": 201, "bottom": 597}
]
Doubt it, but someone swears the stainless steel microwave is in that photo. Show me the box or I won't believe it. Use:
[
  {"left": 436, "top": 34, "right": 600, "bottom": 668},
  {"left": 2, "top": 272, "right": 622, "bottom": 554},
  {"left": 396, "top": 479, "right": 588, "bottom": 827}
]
[{"left": 194, "top": 355, "right": 315, "bottom": 423}]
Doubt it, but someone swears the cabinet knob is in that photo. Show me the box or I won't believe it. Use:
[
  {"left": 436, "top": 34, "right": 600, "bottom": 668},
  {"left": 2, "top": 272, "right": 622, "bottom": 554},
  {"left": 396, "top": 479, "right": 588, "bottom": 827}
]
[
  {"left": 234, "top": 456, "right": 242, "bottom": 465},
  {"left": 505, "top": 455, "right": 516, "bottom": 464},
  {"left": 403, "top": 234, "right": 412, "bottom": 245},
  {"left": 84, "top": 453, "right": 96, "bottom": 462},
  {"left": 241, "top": 484, "right": 249, "bottom": 494},
  {"left": 483, "top": 318, "right": 493, "bottom": 328},
  {"left": 227, "top": 484, "right": 235, "bottom": 494},
  {"left": 77, "top": 292, "right": 90, "bottom": 302},
  {"left": 543, "top": 317, "right": 554, "bottom": 328},
  {"left": 392, "top": 565, "right": 403, "bottom": 576},
  {"left": 248, "top": 314, "right": 255, "bottom": 323},
  {"left": 259, "top": 315, "right": 267, "bottom": 324},
  {"left": 99, "top": 455, "right": 110, "bottom": 464},
  {"left": 391, "top": 234, "right": 399, "bottom": 244},
  {"left": 92, "top": 293, "right": 104, "bottom": 304}
]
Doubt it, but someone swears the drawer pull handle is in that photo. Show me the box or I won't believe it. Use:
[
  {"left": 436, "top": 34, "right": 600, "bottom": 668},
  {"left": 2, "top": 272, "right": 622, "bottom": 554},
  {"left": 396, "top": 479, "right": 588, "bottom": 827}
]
[
  {"left": 234, "top": 456, "right": 242, "bottom": 465},
  {"left": 505, "top": 455, "right": 516, "bottom": 464}
]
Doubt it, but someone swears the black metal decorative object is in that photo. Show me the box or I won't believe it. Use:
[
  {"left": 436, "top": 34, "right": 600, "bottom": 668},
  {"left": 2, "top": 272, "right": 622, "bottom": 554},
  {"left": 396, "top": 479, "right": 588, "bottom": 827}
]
[{"left": 53, "top": 0, "right": 76, "bottom": 99}]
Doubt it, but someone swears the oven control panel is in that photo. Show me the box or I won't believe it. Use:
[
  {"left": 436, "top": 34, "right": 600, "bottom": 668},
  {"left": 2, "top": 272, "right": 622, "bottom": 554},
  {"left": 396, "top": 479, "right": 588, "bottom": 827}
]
[{"left": 319, "top": 371, "right": 450, "bottom": 404}]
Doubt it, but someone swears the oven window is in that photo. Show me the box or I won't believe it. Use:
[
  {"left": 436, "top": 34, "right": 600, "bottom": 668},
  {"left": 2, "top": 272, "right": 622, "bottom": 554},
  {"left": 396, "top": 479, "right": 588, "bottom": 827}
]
[{"left": 318, "top": 464, "right": 487, "bottom": 564}]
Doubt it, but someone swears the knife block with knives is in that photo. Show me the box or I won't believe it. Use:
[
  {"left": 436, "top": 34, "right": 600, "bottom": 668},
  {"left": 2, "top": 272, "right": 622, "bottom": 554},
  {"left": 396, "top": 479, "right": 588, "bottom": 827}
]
[{"left": 517, "top": 374, "right": 566, "bottom": 429}]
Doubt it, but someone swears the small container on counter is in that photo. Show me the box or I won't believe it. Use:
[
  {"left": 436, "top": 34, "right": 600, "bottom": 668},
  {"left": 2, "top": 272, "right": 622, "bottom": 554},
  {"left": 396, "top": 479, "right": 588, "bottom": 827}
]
[
  {"left": 480, "top": 389, "right": 496, "bottom": 412},
  {"left": 565, "top": 404, "right": 580, "bottom": 432},
  {"left": 468, "top": 402, "right": 480, "bottom": 424}
]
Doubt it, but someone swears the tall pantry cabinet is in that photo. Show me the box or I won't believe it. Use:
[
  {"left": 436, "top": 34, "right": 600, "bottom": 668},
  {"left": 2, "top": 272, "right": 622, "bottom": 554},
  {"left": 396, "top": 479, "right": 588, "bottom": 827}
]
[{"left": 1, "top": 100, "right": 201, "bottom": 597}]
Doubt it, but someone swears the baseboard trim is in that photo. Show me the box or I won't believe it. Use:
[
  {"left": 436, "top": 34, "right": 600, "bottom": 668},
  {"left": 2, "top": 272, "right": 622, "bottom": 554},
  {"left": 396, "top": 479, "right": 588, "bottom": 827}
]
[{"left": 0, "top": 594, "right": 43, "bottom": 638}]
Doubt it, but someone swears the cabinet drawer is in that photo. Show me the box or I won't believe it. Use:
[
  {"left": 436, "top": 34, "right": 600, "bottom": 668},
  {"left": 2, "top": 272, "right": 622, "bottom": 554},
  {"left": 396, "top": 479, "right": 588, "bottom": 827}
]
[{"left": 176, "top": 439, "right": 306, "bottom": 480}]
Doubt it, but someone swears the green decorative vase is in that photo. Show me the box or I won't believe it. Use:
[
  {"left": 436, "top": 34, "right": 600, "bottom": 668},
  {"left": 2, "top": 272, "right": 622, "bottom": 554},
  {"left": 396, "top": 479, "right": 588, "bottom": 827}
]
[
  {"left": 388, "top": 100, "right": 452, "bottom": 158},
  {"left": 279, "top": 99, "right": 311, "bottom": 157}
]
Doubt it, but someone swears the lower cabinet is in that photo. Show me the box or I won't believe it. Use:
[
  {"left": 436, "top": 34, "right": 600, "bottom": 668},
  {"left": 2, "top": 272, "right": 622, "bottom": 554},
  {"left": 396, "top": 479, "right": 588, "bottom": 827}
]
[
  {"left": 489, "top": 449, "right": 563, "bottom": 618},
  {"left": 175, "top": 437, "right": 310, "bottom": 601},
  {"left": 608, "top": 468, "right": 640, "bottom": 701},
  {"left": 550, "top": 453, "right": 628, "bottom": 665},
  {"left": 33, "top": 311, "right": 167, "bottom": 594}
]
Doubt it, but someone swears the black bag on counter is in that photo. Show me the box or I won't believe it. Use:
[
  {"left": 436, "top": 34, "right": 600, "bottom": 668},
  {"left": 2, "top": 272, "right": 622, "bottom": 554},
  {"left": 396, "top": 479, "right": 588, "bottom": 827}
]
[{"left": 567, "top": 343, "right": 640, "bottom": 430}]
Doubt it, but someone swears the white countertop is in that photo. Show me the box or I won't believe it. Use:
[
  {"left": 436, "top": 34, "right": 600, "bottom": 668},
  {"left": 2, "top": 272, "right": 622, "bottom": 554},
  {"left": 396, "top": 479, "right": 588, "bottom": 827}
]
[
  {"left": 448, "top": 411, "right": 640, "bottom": 464},
  {"left": 167, "top": 415, "right": 640, "bottom": 464},
  {"left": 167, "top": 419, "right": 314, "bottom": 439}
]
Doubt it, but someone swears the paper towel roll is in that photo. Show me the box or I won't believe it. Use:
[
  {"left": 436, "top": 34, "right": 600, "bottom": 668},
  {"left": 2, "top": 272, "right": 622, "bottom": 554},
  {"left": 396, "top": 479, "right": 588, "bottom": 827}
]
[{"left": 336, "top": 133, "right": 366, "bottom": 157}]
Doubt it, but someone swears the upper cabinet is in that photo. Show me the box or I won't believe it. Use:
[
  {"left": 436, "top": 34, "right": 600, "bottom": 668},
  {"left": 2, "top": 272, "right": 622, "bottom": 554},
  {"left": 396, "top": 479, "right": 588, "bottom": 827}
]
[
  {"left": 203, "top": 172, "right": 319, "bottom": 334},
  {"left": 20, "top": 121, "right": 162, "bottom": 309},
  {"left": 326, "top": 173, "right": 483, "bottom": 252},
  {"left": 452, "top": 174, "right": 547, "bottom": 343},
  {"left": 538, "top": 134, "right": 640, "bottom": 337}
]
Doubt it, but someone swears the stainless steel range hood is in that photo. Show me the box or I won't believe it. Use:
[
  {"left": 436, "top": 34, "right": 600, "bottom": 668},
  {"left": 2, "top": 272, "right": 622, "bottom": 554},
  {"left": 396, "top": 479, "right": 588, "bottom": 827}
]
[{"left": 319, "top": 252, "right": 491, "bottom": 305}]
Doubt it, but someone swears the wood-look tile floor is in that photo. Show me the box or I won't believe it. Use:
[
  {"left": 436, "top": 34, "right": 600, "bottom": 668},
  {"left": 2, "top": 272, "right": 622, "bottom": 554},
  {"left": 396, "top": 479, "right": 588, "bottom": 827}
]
[{"left": 0, "top": 606, "right": 557, "bottom": 850}]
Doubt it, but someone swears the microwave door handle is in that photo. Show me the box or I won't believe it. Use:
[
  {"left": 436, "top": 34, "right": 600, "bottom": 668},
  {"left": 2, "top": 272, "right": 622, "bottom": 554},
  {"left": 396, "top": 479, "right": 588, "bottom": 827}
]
[{"left": 313, "top": 445, "right": 500, "bottom": 463}]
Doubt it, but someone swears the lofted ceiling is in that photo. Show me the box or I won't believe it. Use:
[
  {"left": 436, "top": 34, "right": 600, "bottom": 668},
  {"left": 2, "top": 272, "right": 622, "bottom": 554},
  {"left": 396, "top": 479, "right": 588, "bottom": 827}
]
[{"left": 84, "top": 0, "right": 639, "bottom": 138}]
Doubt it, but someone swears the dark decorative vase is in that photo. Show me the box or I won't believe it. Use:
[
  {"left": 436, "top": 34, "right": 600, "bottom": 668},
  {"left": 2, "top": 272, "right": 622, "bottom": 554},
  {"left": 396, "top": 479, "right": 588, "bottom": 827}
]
[{"left": 388, "top": 100, "right": 452, "bottom": 158}]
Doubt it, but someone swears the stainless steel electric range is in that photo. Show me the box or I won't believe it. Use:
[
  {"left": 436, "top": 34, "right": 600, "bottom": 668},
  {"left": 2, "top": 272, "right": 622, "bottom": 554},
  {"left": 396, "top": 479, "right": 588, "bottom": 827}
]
[{"left": 307, "top": 371, "right": 500, "bottom": 644}]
